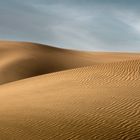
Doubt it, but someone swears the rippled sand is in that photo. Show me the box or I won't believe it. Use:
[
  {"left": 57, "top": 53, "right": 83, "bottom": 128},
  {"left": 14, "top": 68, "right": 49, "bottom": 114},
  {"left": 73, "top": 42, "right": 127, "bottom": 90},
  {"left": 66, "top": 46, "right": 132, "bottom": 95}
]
[{"left": 0, "top": 41, "right": 140, "bottom": 140}]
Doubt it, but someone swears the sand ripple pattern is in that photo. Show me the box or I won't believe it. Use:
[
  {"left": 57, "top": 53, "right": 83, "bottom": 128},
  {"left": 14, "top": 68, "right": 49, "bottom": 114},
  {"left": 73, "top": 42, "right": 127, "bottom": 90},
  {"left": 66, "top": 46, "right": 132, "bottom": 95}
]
[{"left": 0, "top": 41, "right": 140, "bottom": 140}]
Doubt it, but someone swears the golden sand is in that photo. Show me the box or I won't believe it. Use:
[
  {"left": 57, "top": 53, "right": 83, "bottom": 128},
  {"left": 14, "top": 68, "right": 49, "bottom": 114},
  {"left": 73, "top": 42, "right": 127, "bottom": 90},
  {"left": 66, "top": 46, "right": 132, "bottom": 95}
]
[{"left": 0, "top": 41, "right": 140, "bottom": 139}]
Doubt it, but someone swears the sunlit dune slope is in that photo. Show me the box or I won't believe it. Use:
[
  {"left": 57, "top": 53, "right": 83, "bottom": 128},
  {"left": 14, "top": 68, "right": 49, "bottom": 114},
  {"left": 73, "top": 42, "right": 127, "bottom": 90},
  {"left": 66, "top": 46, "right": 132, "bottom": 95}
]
[
  {"left": 0, "top": 41, "right": 139, "bottom": 84},
  {"left": 0, "top": 57, "right": 140, "bottom": 139}
]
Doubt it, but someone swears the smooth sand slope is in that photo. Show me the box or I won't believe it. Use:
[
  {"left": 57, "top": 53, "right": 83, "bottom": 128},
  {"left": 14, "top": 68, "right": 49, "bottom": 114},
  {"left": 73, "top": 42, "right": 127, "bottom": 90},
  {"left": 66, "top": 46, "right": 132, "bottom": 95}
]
[{"left": 0, "top": 41, "right": 140, "bottom": 140}]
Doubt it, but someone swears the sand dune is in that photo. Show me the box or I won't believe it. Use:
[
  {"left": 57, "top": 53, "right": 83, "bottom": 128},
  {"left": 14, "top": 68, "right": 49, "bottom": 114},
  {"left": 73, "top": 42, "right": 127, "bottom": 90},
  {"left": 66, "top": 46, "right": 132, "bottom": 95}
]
[
  {"left": 0, "top": 40, "right": 139, "bottom": 84},
  {"left": 0, "top": 41, "right": 140, "bottom": 139}
]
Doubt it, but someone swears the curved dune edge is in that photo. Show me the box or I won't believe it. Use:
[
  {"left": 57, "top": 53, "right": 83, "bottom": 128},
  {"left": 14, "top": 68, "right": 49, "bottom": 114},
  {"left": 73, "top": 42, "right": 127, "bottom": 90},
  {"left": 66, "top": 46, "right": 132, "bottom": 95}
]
[
  {"left": 0, "top": 41, "right": 140, "bottom": 139},
  {"left": 0, "top": 40, "right": 139, "bottom": 85}
]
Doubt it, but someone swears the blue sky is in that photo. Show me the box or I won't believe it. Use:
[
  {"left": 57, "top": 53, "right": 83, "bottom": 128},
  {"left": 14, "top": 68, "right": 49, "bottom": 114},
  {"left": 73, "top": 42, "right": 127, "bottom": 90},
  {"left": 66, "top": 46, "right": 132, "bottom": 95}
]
[{"left": 0, "top": 0, "right": 140, "bottom": 51}]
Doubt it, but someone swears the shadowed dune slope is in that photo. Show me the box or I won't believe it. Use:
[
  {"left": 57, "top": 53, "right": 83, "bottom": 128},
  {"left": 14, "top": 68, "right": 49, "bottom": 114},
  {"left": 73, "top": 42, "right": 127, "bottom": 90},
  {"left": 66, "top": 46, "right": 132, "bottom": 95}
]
[
  {"left": 0, "top": 55, "right": 140, "bottom": 139},
  {"left": 0, "top": 41, "right": 139, "bottom": 84}
]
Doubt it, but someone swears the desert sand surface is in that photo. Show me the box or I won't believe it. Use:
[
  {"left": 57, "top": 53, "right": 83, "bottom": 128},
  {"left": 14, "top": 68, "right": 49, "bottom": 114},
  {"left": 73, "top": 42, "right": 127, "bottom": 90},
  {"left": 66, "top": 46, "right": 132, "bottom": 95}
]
[{"left": 0, "top": 41, "right": 140, "bottom": 140}]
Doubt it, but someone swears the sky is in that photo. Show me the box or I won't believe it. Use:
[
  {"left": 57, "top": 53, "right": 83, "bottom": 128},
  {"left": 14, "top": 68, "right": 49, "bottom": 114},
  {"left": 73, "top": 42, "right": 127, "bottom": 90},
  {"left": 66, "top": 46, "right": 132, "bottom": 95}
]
[{"left": 0, "top": 0, "right": 140, "bottom": 52}]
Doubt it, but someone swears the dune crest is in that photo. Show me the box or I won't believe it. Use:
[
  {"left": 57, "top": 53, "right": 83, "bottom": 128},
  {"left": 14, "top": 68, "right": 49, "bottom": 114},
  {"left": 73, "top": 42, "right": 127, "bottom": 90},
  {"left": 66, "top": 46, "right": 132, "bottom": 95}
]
[{"left": 0, "top": 41, "right": 140, "bottom": 139}]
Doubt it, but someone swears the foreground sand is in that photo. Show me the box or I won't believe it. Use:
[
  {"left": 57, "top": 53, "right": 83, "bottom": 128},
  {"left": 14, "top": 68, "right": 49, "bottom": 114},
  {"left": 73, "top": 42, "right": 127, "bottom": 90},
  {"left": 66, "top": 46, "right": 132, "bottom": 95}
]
[{"left": 0, "top": 41, "right": 140, "bottom": 139}]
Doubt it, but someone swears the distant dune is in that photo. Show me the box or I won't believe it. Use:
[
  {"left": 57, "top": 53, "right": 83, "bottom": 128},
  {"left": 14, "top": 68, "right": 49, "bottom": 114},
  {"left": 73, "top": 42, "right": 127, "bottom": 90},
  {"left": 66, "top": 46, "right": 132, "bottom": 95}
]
[{"left": 0, "top": 41, "right": 140, "bottom": 139}]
